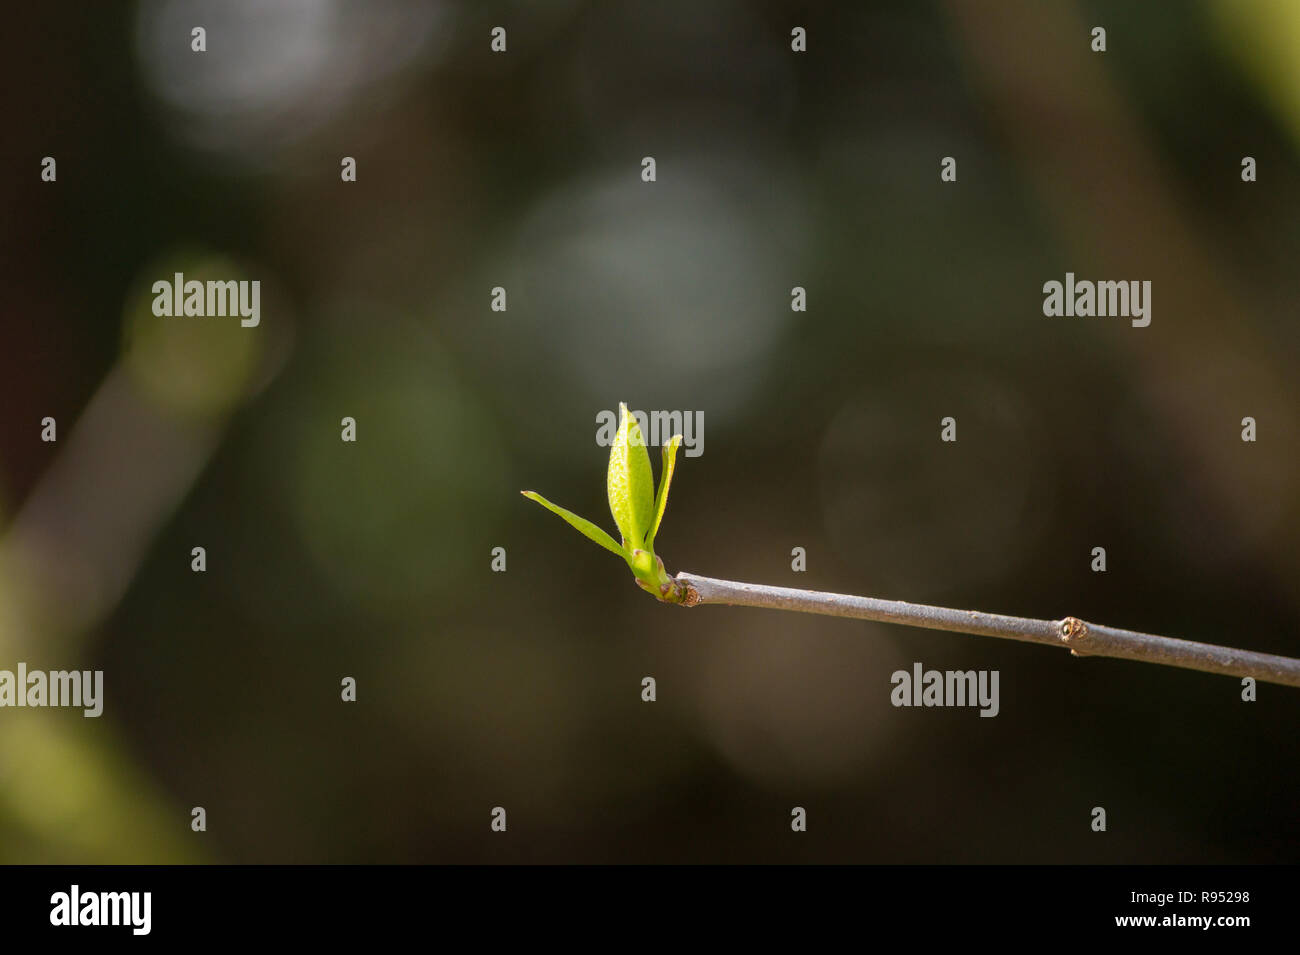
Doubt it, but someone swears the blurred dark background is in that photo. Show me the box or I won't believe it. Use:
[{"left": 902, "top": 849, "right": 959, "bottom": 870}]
[{"left": 1, "top": 0, "right": 1297, "bottom": 863}]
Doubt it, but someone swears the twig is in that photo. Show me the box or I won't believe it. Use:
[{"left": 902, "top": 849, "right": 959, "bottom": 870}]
[{"left": 674, "top": 573, "right": 1300, "bottom": 689}]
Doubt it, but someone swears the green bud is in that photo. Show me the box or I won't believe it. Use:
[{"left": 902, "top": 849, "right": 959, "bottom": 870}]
[{"left": 522, "top": 403, "right": 689, "bottom": 603}]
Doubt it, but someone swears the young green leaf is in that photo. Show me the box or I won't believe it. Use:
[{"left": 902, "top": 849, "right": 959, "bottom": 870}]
[
  {"left": 607, "top": 402, "right": 655, "bottom": 551},
  {"left": 520, "top": 491, "right": 630, "bottom": 563},
  {"left": 646, "top": 434, "right": 682, "bottom": 551}
]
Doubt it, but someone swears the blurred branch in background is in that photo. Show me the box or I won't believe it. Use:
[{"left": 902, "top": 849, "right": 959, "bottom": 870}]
[
  {"left": 0, "top": 366, "right": 219, "bottom": 862},
  {"left": 0, "top": 253, "right": 286, "bottom": 862},
  {"left": 0, "top": 368, "right": 224, "bottom": 649}
]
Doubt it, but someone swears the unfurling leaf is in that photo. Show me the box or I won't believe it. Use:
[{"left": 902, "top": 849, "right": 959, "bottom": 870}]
[
  {"left": 646, "top": 434, "right": 682, "bottom": 551},
  {"left": 521, "top": 491, "right": 630, "bottom": 564},
  {"left": 607, "top": 402, "right": 655, "bottom": 551}
]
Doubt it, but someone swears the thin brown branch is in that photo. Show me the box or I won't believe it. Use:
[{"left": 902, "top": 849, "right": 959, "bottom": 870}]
[{"left": 674, "top": 573, "right": 1300, "bottom": 688}]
